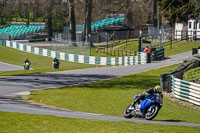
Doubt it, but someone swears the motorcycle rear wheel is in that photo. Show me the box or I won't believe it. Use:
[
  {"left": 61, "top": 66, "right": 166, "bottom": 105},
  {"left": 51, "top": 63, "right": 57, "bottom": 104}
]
[
  {"left": 145, "top": 105, "right": 159, "bottom": 120},
  {"left": 124, "top": 104, "right": 134, "bottom": 118}
]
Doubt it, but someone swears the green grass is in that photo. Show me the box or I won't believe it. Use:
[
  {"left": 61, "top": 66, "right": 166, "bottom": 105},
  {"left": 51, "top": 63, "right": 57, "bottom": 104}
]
[
  {"left": 0, "top": 111, "right": 199, "bottom": 133},
  {"left": 0, "top": 46, "right": 95, "bottom": 76},
  {"left": 91, "top": 39, "right": 138, "bottom": 57},
  {"left": 91, "top": 40, "right": 200, "bottom": 57},
  {"left": 163, "top": 41, "right": 200, "bottom": 57},
  {"left": 29, "top": 40, "right": 200, "bottom": 58},
  {"left": 32, "top": 41, "right": 52, "bottom": 44},
  {"left": 90, "top": 47, "right": 117, "bottom": 57},
  {"left": 184, "top": 67, "right": 200, "bottom": 81},
  {"left": 28, "top": 64, "right": 200, "bottom": 124}
]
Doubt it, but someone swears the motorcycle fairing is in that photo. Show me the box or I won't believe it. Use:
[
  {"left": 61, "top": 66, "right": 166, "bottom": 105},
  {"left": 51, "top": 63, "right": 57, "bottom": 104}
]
[{"left": 140, "top": 94, "right": 157, "bottom": 116}]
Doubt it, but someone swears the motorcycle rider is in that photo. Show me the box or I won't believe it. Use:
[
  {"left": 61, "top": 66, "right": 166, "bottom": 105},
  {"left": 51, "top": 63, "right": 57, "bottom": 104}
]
[
  {"left": 52, "top": 57, "right": 60, "bottom": 69},
  {"left": 131, "top": 85, "right": 162, "bottom": 107},
  {"left": 24, "top": 58, "right": 31, "bottom": 69}
]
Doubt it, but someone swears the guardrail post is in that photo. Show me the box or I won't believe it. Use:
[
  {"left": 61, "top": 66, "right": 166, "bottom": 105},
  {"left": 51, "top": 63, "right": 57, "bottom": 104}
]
[
  {"left": 138, "top": 31, "right": 142, "bottom": 52},
  {"left": 160, "top": 72, "right": 173, "bottom": 93},
  {"left": 118, "top": 50, "right": 119, "bottom": 56}
]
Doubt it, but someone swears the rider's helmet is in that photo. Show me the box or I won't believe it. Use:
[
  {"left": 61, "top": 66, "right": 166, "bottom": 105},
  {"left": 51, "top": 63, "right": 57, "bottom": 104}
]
[{"left": 154, "top": 85, "right": 162, "bottom": 93}]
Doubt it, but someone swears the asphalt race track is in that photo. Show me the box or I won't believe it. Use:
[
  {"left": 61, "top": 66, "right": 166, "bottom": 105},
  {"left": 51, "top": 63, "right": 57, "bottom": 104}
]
[
  {"left": 0, "top": 51, "right": 200, "bottom": 127},
  {"left": 0, "top": 61, "right": 24, "bottom": 71}
]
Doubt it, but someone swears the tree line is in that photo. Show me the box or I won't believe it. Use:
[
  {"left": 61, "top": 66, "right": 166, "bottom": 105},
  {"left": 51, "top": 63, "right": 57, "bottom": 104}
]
[{"left": 0, "top": 0, "right": 199, "bottom": 41}]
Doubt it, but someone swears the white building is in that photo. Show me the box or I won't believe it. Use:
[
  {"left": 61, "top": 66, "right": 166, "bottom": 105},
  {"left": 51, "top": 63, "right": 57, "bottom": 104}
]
[{"left": 175, "top": 19, "right": 200, "bottom": 40}]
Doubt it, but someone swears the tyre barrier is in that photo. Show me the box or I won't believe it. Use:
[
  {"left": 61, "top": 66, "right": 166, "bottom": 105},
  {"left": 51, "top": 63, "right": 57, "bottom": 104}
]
[
  {"left": 5, "top": 40, "right": 147, "bottom": 66},
  {"left": 0, "top": 40, "right": 6, "bottom": 46},
  {"left": 171, "top": 75, "right": 200, "bottom": 106}
]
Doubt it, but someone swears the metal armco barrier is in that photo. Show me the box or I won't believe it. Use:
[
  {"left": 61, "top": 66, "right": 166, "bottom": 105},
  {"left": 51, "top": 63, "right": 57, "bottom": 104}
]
[
  {"left": 5, "top": 40, "right": 147, "bottom": 66},
  {"left": 171, "top": 75, "right": 200, "bottom": 106}
]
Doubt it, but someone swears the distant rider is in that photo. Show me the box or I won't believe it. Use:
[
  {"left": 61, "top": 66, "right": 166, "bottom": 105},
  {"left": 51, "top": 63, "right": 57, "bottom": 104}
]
[
  {"left": 53, "top": 57, "right": 60, "bottom": 69},
  {"left": 132, "top": 85, "right": 162, "bottom": 107},
  {"left": 24, "top": 58, "right": 31, "bottom": 69}
]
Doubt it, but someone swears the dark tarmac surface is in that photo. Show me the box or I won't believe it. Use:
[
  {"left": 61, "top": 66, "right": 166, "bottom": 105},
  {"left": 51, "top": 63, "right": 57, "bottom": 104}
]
[{"left": 0, "top": 62, "right": 24, "bottom": 71}]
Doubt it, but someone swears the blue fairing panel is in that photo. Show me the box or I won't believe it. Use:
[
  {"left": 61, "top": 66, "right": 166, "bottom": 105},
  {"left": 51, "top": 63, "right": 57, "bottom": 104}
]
[{"left": 140, "top": 99, "right": 152, "bottom": 115}]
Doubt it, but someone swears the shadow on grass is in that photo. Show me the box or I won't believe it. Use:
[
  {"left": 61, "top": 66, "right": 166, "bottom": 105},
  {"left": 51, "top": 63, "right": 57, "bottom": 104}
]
[
  {"left": 155, "top": 119, "right": 182, "bottom": 122},
  {"left": 0, "top": 73, "right": 117, "bottom": 91},
  {"left": 87, "top": 74, "right": 160, "bottom": 90},
  {"left": 0, "top": 73, "right": 160, "bottom": 95}
]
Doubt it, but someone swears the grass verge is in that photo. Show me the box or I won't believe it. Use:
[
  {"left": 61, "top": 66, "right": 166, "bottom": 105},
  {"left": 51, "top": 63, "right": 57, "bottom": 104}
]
[
  {"left": 28, "top": 64, "right": 200, "bottom": 124},
  {"left": 0, "top": 46, "right": 95, "bottom": 76},
  {"left": 28, "top": 40, "right": 200, "bottom": 58},
  {"left": 184, "top": 67, "right": 200, "bottom": 81},
  {"left": 91, "top": 40, "right": 200, "bottom": 57},
  {"left": 0, "top": 111, "right": 199, "bottom": 133}
]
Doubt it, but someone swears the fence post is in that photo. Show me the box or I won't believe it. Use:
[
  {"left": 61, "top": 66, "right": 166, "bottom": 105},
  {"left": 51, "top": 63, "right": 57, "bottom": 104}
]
[
  {"left": 181, "top": 30, "right": 183, "bottom": 41},
  {"left": 186, "top": 30, "right": 188, "bottom": 42},
  {"left": 138, "top": 31, "right": 142, "bottom": 52},
  {"left": 118, "top": 50, "right": 119, "bottom": 56},
  {"left": 107, "top": 48, "right": 108, "bottom": 55},
  {"left": 126, "top": 30, "right": 129, "bottom": 46},
  {"left": 175, "top": 30, "right": 177, "bottom": 41},
  {"left": 112, "top": 31, "right": 115, "bottom": 49},
  {"left": 96, "top": 48, "right": 98, "bottom": 53},
  {"left": 170, "top": 32, "right": 172, "bottom": 49}
]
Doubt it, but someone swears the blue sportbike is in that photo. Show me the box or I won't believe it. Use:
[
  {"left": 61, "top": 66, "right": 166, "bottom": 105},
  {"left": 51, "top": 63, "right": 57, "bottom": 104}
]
[{"left": 124, "top": 93, "right": 163, "bottom": 120}]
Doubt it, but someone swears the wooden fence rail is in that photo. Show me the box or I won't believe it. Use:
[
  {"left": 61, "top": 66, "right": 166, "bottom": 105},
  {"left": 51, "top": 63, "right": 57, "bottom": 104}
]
[{"left": 96, "top": 47, "right": 137, "bottom": 56}]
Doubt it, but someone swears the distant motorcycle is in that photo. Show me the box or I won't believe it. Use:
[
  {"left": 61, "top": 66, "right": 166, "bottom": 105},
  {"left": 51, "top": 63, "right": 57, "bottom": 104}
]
[
  {"left": 24, "top": 62, "right": 30, "bottom": 70},
  {"left": 52, "top": 61, "right": 59, "bottom": 69},
  {"left": 124, "top": 93, "right": 163, "bottom": 120}
]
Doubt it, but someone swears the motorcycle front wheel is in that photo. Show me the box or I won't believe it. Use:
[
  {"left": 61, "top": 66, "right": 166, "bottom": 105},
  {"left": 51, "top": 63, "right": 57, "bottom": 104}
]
[
  {"left": 124, "top": 104, "right": 134, "bottom": 118},
  {"left": 145, "top": 105, "right": 159, "bottom": 120}
]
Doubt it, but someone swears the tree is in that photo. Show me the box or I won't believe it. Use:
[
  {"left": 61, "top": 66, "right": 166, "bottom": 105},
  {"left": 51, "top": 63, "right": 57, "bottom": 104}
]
[
  {"left": 68, "top": 0, "right": 76, "bottom": 42},
  {"left": 40, "top": 0, "right": 61, "bottom": 41},
  {"left": 158, "top": 0, "right": 198, "bottom": 25},
  {"left": 0, "top": 0, "right": 19, "bottom": 25},
  {"left": 192, "top": 0, "right": 200, "bottom": 18},
  {"left": 0, "top": 0, "right": 8, "bottom": 25},
  {"left": 153, "top": 0, "right": 157, "bottom": 27},
  {"left": 83, "top": 0, "right": 92, "bottom": 42}
]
